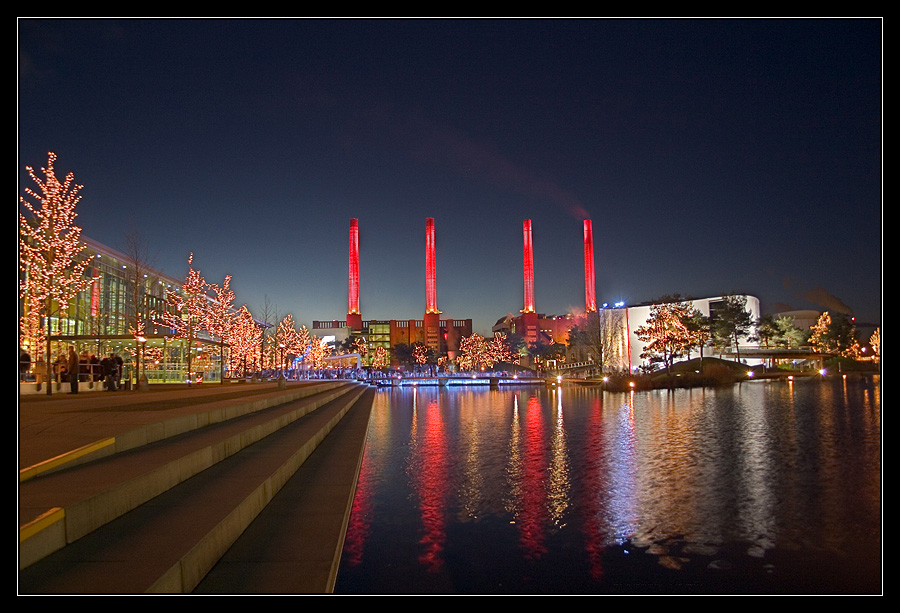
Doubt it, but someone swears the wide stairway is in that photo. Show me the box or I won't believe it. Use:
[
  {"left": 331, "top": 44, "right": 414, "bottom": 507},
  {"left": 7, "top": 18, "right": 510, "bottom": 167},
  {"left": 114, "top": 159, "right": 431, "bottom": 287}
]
[{"left": 19, "top": 380, "right": 375, "bottom": 594}]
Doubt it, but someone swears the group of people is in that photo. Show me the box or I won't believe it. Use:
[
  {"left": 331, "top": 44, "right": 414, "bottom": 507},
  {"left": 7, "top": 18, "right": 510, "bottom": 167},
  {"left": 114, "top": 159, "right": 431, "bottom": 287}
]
[{"left": 19, "top": 347, "right": 125, "bottom": 393}]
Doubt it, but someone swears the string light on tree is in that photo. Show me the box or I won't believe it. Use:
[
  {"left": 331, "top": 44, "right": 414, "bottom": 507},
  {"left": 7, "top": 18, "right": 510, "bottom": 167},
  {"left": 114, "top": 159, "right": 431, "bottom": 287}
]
[
  {"left": 19, "top": 152, "right": 97, "bottom": 394},
  {"left": 633, "top": 295, "right": 694, "bottom": 378},
  {"left": 206, "top": 275, "right": 236, "bottom": 383},
  {"left": 230, "top": 305, "right": 262, "bottom": 377},
  {"left": 308, "top": 336, "right": 331, "bottom": 370},
  {"left": 489, "top": 333, "right": 518, "bottom": 365},
  {"left": 413, "top": 343, "right": 428, "bottom": 365},
  {"left": 371, "top": 346, "right": 388, "bottom": 369},
  {"left": 274, "top": 314, "right": 303, "bottom": 366},
  {"left": 153, "top": 253, "right": 211, "bottom": 384},
  {"left": 869, "top": 328, "right": 880, "bottom": 363},
  {"left": 458, "top": 333, "right": 494, "bottom": 371}
]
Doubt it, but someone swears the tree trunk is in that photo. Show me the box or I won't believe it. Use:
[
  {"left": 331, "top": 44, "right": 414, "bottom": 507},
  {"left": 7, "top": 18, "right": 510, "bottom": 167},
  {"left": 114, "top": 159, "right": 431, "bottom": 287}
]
[{"left": 45, "top": 298, "right": 53, "bottom": 396}]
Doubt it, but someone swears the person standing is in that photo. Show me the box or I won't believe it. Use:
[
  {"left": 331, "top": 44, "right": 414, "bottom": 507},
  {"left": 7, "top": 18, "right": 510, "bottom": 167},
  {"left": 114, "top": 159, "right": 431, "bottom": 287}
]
[
  {"left": 67, "top": 346, "right": 79, "bottom": 394},
  {"left": 102, "top": 354, "right": 117, "bottom": 391},
  {"left": 90, "top": 353, "right": 100, "bottom": 383},
  {"left": 34, "top": 356, "right": 46, "bottom": 390},
  {"left": 114, "top": 354, "right": 124, "bottom": 390},
  {"left": 20, "top": 349, "right": 31, "bottom": 382},
  {"left": 53, "top": 354, "right": 65, "bottom": 385}
]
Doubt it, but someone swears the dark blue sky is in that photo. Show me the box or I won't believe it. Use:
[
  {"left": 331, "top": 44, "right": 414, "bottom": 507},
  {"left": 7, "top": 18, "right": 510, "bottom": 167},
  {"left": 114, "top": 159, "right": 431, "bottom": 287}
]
[{"left": 18, "top": 19, "right": 882, "bottom": 335}]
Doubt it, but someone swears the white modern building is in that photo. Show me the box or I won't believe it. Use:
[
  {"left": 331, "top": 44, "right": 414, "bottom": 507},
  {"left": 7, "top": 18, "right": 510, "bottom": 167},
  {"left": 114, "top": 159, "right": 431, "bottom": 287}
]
[
  {"left": 622, "top": 295, "right": 761, "bottom": 371},
  {"left": 561, "top": 295, "right": 761, "bottom": 373}
]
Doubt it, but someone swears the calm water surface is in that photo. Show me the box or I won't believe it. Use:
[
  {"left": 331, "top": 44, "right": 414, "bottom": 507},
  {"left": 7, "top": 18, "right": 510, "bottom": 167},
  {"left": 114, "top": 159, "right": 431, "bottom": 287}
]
[{"left": 335, "top": 377, "right": 881, "bottom": 594}]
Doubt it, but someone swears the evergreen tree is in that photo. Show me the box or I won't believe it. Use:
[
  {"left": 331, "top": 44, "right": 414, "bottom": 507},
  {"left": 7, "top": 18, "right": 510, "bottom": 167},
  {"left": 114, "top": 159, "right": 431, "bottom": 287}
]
[
  {"left": 685, "top": 309, "right": 712, "bottom": 363},
  {"left": 712, "top": 294, "right": 754, "bottom": 363},
  {"left": 775, "top": 315, "right": 807, "bottom": 348}
]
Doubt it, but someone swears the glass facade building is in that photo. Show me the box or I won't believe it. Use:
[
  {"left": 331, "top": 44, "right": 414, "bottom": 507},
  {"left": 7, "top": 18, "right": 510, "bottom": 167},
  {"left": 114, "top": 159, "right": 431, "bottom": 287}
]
[{"left": 19, "top": 235, "right": 226, "bottom": 387}]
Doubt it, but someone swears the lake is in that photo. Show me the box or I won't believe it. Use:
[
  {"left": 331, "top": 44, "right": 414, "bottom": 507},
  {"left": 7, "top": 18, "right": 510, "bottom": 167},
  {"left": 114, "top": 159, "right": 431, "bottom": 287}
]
[{"left": 335, "top": 376, "right": 881, "bottom": 594}]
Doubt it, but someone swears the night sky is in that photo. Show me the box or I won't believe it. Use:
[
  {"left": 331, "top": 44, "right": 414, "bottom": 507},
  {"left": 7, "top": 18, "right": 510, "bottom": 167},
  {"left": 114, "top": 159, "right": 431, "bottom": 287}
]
[{"left": 18, "top": 19, "right": 882, "bottom": 336}]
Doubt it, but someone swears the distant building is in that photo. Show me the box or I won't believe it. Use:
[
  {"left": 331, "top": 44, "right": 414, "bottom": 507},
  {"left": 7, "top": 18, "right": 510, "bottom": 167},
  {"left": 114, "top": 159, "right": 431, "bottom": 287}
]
[
  {"left": 491, "top": 312, "right": 574, "bottom": 346},
  {"left": 624, "top": 295, "right": 761, "bottom": 370},
  {"left": 312, "top": 318, "right": 474, "bottom": 366},
  {"left": 320, "top": 218, "right": 473, "bottom": 366},
  {"left": 491, "top": 219, "right": 595, "bottom": 348},
  {"left": 494, "top": 294, "right": 762, "bottom": 372},
  {"left": 771, "top": 309, "right": 820, "bottom": 332},
  {"left": 18, "top": 235, "right": 242, "bottom": 387}
]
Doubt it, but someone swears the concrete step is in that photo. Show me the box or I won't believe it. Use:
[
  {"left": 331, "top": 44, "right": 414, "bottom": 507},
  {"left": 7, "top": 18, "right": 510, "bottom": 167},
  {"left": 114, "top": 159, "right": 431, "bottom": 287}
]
[
  {"left": 19, "top": 383, "right": 371, "bottom": 593},
  {"left": 195, "top": 387, "right": 376, "bottom": 594},
  {"left": 19, "top": 381, "right": 365, "bottom": 573},
  {"left": 20, "top": 380, "right": 346, "bottom": 480}
]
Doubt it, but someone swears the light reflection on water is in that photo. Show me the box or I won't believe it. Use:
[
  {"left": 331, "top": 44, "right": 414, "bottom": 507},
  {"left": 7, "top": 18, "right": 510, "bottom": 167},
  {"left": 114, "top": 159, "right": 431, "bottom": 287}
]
[{"left": 336, "top": 377, "right": 881, "bottom": 594}]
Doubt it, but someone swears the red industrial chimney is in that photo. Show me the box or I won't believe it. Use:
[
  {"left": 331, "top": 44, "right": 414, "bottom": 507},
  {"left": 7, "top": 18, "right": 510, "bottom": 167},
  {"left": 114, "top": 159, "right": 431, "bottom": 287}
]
[
  {"left": 522, "top": 219, "right": 535, "bottom": 314},
  {"left": 423, "top": 218, "right": 441, "bottom": 352},
  {"left": 519, "top": 219, "right": 539, "bottom": 344},
  {"left": 425, "top": 217, "right": 439, "bottom": 315},
  {"left": 347, "top": 218, "right": 362, "bottom": 329},
  {"left": 583, "top": 219, "right": 596, "bottom": 313}
]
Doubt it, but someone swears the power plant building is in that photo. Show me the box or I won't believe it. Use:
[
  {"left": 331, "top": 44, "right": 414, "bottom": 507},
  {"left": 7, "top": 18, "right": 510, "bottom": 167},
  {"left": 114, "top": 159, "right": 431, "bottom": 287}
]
[
  {"left": 313, "top": 218, "right": 473, "bottom": 364},
  {"left": 321, "top": 217, "right": 761, "bottom": 372}
]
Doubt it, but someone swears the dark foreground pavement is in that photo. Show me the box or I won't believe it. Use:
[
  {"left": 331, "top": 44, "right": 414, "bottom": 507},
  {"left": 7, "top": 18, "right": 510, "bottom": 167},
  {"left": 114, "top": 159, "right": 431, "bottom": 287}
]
[{"left": 18, "top": 380, "right": 375, "bottom": 594}]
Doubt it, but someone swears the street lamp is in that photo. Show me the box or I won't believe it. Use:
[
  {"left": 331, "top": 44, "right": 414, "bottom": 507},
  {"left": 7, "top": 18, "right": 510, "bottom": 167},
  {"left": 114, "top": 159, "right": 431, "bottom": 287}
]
[{"left": 136, "top": 335, "right": 147, "bottom": 390}]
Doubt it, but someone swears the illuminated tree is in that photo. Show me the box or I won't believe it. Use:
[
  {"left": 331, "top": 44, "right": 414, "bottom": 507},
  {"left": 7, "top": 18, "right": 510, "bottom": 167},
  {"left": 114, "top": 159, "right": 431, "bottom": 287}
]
[
  {"left": 274, "top": 314, "right": 296, "bottom": 366},
  {"left": 206, "top": 275, "right": 236, "bottom": 383},
  {"left": 870, "top": 328, "right": 880, "bottom": 364},
  {"left": 142, "top": 345, "right": 164, "bottom": 371},
  {"left": 230, "top": 305, "right": 262, "bottom": 376},
  {"left": 340, "top": 334, "right": 368, "bottom": 361},
  {"left": 154, "top": 253, "right": 210, "bottom": 383},
  {"left": 270, "top": 314, "right": 309, "bottom": 374},
  {"left": 458, "top": 333, "right": 492, "bottom": 371},
  {"left": 489, "top": 333, "right": 518, "bottom": 365},
  {"left": 808, "top": 311, "right": 859, "bottom": 357},
  {"left": 261, "top": 333, "right": 279, "bottom": 370},
  {"left": 634, "top": 295, "right": 694, "bottom": 377},
  {"left": 808, "top": 312, "right": 831, "bottom": 354},
  {"left": 20, "top": 304, "right": 43, "bottom": 369},
  {"left": 19, "top": 152, "right": 97, "bottom": 392},
  {"left": 371, "top": 346, "right": 389, "bottom": 369},
  {"left": 296, "top": 325, "right": 311, "bottom": 364},
  {"left": 308, "top": 336, "right": 332, "bottom": 370},
  {"left": 412, "top": 343, "right": 429, "bottom": 365},
  {"left": 354, "top": 336, "right": 368, "bottom": 365}
]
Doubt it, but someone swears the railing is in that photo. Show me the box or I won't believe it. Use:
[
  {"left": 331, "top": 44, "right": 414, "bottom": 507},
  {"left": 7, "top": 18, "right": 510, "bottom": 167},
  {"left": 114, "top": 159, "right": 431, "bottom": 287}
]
[
  {"left": 375, "top": 372, "right": 545, "bottom": 387},
  {"left": 556, "top": 361, "right": 596, "bottom": 371},
  {"left": 19, "top": 360, "right": 105, "bottom": 382},
  {"left": 19, "top": 359, "right": 222, "bottom": 387}
]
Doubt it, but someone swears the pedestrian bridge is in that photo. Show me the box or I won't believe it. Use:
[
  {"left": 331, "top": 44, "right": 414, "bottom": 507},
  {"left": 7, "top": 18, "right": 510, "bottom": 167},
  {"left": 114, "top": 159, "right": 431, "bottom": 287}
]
[
  {"left": 368, "top": 374, "right": 548, "bottom": 387},
  {"left": 722, "top": 347, "right": 833, "bottom": 369}
]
